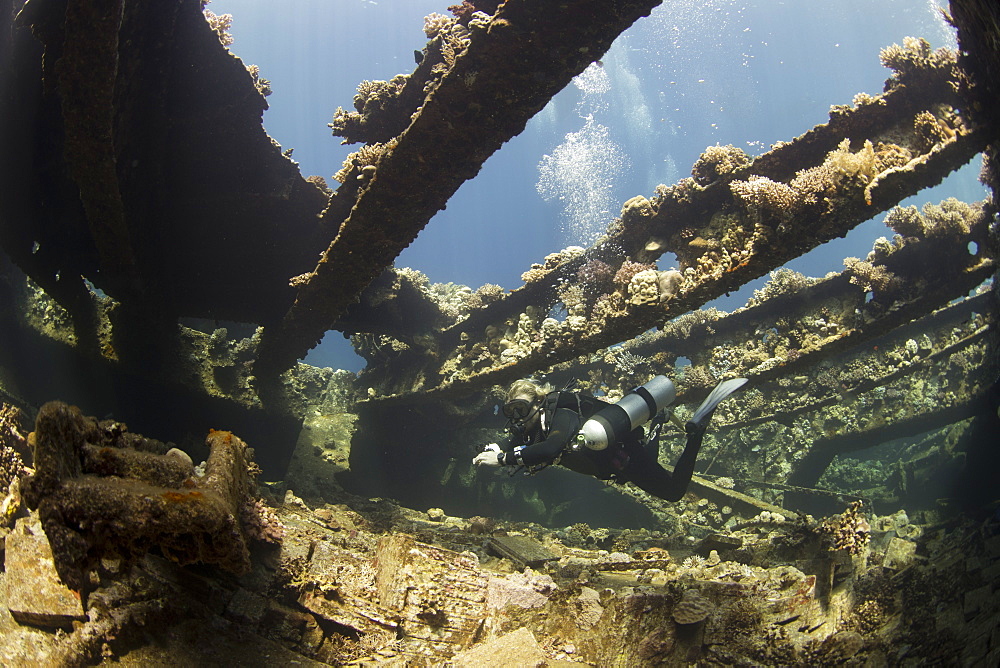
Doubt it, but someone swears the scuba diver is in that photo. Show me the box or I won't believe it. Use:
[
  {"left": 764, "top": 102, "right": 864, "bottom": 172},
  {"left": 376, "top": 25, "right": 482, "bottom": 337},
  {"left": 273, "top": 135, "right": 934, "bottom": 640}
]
[{"left": 472, "top": 375, "right": 747, "bottom": 502}]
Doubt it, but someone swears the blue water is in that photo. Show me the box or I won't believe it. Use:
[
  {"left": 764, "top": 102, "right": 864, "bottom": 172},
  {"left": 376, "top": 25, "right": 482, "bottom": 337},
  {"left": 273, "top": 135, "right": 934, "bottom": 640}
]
[{"left": 208, "top": 0, "right": 983, "bottom": 372}]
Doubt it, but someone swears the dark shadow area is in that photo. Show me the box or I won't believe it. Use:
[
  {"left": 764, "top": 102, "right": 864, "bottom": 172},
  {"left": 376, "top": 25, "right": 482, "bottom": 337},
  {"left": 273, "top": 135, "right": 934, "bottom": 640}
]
[
  {"left": 0, "top": 308, "right": 300, "bottom": 479},
  {"left": 341, "top": 399, "right": 659, "bottom": 528}
]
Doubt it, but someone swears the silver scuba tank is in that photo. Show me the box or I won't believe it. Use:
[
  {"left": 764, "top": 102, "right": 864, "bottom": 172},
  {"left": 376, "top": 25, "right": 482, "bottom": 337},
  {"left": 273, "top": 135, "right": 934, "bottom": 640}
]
[{"left": 573, "top": 375, "right": 676, "bottom": 451}]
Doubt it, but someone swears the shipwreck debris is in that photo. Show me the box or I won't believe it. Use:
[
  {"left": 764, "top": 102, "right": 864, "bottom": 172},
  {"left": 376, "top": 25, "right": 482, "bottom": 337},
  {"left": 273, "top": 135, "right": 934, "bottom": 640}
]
[{"left": 21, "top": 401, "right": 268, "bottom": 591}]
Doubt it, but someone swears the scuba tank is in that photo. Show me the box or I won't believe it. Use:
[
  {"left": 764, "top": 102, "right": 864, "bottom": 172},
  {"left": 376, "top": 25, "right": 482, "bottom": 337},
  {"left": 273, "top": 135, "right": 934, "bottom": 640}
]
[{"left": 572, "top": 375, "right": 676, "bottom": 451}]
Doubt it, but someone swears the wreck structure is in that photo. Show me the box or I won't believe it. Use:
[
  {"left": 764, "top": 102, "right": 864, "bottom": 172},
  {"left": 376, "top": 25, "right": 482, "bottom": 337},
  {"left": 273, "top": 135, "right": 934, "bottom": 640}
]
[{"left": 1, "top": 0, "right": 999, "bottom": 665}]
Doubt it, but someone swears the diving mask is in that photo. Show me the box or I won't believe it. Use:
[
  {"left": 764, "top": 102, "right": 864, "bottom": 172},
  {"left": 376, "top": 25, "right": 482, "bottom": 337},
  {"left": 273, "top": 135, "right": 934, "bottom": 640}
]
[{"left": 502, "top": 398, "right": 533, "bottom": 420}]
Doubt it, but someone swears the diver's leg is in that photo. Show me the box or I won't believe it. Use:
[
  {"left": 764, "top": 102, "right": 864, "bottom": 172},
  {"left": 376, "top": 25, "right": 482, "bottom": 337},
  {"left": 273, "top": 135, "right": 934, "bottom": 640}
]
[
  {"left": 631, "top": 378, "right": 749, "bottom": 501},
  {"left": 618, "top": 445, "right": 688, "bottom": 502},
  {"left": 666, "top": 423, "right": 707, "bottom": 499}
]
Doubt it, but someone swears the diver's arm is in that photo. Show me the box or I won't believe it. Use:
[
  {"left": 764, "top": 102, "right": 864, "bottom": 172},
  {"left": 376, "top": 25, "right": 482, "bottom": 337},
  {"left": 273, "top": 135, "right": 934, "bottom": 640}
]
[
  {"left": 496, "top": 432, "right": 521, "bottom": 452},
  {"left": 474, "top": 431, "right": 525, "bottom": 467},
  {"left": 503, "top": 409, "right": 577, "bottom": 467}
]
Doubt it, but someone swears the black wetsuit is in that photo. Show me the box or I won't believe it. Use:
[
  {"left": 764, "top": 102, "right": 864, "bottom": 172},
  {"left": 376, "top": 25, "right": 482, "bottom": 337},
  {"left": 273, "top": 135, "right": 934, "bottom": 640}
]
[{"left": 498, "top": 401, "right": 705, "bottom": 502}]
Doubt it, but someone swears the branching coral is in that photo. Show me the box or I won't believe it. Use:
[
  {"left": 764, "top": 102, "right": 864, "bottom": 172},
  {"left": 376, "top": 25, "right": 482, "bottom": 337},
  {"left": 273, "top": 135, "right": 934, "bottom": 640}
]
[
  {"left": 825, "top": 138, "right": 879, "bottom": 185},
  {"left": 746, "top": 268, "right": 816, "bottom": 307},
  {"left": 729, "top": 176, "right": 798, "bottom": 221},
  {"left": 463, "top": 283, "right": 505, "bottom": 310},
  {"left": 679, "top": 364, "right": 717, "bottom": 390},
  {"left": 203, "top": 4, "right": 233, "bottom": 48},
  {"left": 334, "top": 143, "right": 387, "bottom": 183},
  {"left": 440, "top": 28, "right": 472, "bottom": 68},
  {"left": 397, "top": 266, "right": 432, "bottom": 292},
  {"left": 521, "top": 248, "right": 586, "bottom": 284},
  {"left": 423, "top": 12, "right": 455, "bottom": 38},
  {"left": 305, "top": 175, "right": 332, "bottom": 195},
  {"left": 448, "top": 1, "right": 501, "bottom": 23},
  {"left": 913, "top": 110, "right": 953, "bottom": 152},
  {"left": 884, "top": 205, "right": 924, "bottom": 238},
  {"left": 873, "top": 141, "right": 913, "bottom": 171},
  {"left": 521, "top": 265, "right": 549, "bottom": 283},
  {"left": 613, "top": 260, "right": 655, "bottom": 288},
  {"left": 607, "top": 349, "right": 649, "bottom": 376},
  {"left": 886, "top": 198, "right": 981, "bottom": 240},
  {"left": 329, "top": 76, "right": 408, "bottom": 141},
  {"left": 245, "top": 64, "right": 271, "bottom": 98},
  {"left": 577, "top": 258, "right": 614, "bottom": 285},
  {"left": 556, "top": 282, "right": 588, "bottom": 314},
  {"left": 844, "top": 257, "right": 896, "bottom": 293},
  {"left": 778, "top": 138, "right": 880, "bottom": 208},
  {"left": 591, "top": 292, "right": 625, "bottom": 324},
  {"left": 879, "top": 37, "right": 958, "bottom": 89},
  {"left": 355, "top": 77, "right": 409, "bottom": 115}
]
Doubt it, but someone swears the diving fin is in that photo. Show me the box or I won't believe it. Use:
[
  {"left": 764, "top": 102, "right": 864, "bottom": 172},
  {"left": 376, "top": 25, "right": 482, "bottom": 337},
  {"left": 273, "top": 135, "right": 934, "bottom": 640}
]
[{"left": 688, "top": 378, "right": 748, "bottom": 429}]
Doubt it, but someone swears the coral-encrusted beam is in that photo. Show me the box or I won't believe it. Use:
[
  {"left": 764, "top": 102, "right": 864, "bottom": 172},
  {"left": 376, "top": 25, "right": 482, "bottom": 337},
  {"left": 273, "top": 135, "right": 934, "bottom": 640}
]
[{"left": 253, "top": 0, "right": 663, "bottom": 382}]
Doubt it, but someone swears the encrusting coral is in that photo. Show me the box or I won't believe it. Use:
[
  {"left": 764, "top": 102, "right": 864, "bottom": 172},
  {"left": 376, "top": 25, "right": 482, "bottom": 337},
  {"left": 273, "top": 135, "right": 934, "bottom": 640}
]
[
  {"left": 692, "top": 144, "right": 751, "bottom": 186},
  {"left": 628, "top": 269, "right": 661, "bottom": 306},
  {"left": 671, "top": 589, "right": 714, "bottom": 625},
  {"left": 815, "top": 500, "right": 871, "bottom": 555}
]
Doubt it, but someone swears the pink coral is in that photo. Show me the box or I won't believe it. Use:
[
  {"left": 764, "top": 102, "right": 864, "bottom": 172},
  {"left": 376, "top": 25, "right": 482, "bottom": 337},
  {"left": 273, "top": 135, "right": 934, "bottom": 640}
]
[
  {"left": 578, "top": 258, "right": 614, "bottom": 285},
  {"left": 242, "top": 498, "right": 285, "bottom": 544},
  {"left": 613, "top": 260, "right": 655, "bottom": 288}
]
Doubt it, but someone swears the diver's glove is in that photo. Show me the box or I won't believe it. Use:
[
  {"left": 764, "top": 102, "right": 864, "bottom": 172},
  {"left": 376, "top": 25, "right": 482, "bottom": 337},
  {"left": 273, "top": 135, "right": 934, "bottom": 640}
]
[{"left": 473, "top": 443, "right": 503, "bottom": 467}]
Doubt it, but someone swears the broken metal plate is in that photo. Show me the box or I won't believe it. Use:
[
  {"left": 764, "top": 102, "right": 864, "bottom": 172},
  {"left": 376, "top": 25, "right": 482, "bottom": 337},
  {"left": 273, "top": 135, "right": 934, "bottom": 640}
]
[{"left": 486, "top": 535, "right": 558, "bottom": 570}]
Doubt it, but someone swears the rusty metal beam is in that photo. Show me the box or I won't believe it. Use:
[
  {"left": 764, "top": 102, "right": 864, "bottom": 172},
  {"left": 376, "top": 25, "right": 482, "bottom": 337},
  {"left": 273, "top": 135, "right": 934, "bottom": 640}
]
[{"left": 252, "top": 0, "right": 664, "bottom": 381}]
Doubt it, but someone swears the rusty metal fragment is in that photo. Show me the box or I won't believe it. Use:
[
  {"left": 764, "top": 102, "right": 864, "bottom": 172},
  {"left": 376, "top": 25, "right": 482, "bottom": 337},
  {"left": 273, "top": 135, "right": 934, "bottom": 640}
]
[
  {"left": 21, "top": 402, "right": 260, "bottom": 591},
  {"left": 374, "top": 533, "right": 488, "bottom": 662},
  {"left": 486, "top": 534, "right": 559, "bottom": 570}
]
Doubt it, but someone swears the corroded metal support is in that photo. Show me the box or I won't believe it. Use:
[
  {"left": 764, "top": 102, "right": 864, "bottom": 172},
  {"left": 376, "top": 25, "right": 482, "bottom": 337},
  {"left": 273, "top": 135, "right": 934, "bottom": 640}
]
[
  {"left": 549, "top": 200, "right": 995, "bottom": 405},
  {"left": 21, "top": 402, "right": 262, "bottom": 591},
  {"left": 2, "top": 0, "right": 329, "bottom": 331},
  {"left": 253, "top": 0, "right": 664, "bottom": 381}
]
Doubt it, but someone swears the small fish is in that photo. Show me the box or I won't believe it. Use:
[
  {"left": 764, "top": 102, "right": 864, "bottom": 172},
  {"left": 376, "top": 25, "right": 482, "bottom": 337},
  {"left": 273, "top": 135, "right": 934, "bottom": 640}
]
[{"left": 413, "top": 49, "right": 423, "bottom": 65}]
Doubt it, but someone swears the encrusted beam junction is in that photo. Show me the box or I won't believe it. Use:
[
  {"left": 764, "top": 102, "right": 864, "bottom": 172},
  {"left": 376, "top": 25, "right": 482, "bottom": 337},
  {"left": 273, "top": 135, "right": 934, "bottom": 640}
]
[
  {"left": 252, "top": 0, "right": 664, "bottom": 382},
  {"left": 357, "top": 39, "right": 988, "bottom": 405}
]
